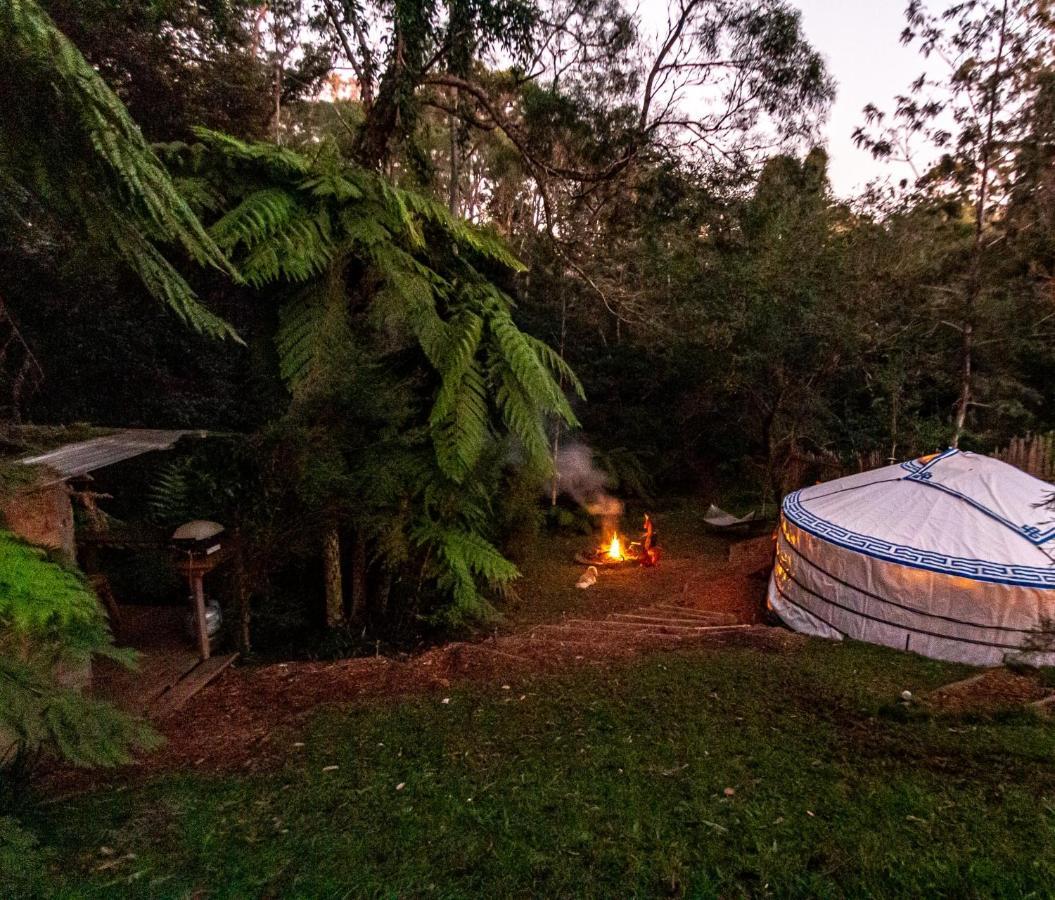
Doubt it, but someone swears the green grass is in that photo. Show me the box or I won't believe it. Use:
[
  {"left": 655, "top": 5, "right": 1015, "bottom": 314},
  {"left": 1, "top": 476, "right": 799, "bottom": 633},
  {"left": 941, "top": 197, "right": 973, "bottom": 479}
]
[{"left": 9, "top": 640, "right": 1055, "bottom": 897}]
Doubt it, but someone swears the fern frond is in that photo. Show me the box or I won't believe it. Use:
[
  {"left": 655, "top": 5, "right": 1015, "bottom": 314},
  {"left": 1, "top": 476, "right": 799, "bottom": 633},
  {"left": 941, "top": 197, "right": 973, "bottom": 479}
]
[
  {"left": 411, "top": 520, "right": 519, "bottom": 620},
  {"left": 493, "top": 362, "right": 553, "bottom": 471},
  {"left": 108, "top": 220, "right": 241, "bottom": 341},
  {"left": 395, "top": 187, "right": 527, "bottom": 271},
  {"left": 191, "top": 127, "right": 311, "bottom": 177},
  {"left": 210, "top": 188, "right": 300, "bottom": 253},
  {"left": 368, "top": 244, "right": 451, "bottom": 366},
  {"left": 146, "top": 461, "right": 192, "bottom": 524},
  {"left": 431, "top": 362, "right": 491, "bottom": 481},
  {"left": 0, "top": 0, "right": 238, "bottom": 338},
  {"left": 275, "top": 269, "right": 353, "bottom": 392},
  {"left": 522, "top": 333, "right": 586, "bottom": 401},
  {"left": 485, "top": 298, "right": 579, "bottom": 426},
  {"left": 431, "top": 309, "right": 484, "bottom": 423},
  {"left": 340, "top": 210, "right": 394, "bottom": 249},
  {"left": 300, "top": 173, "right": 365, "bottom": 202}
]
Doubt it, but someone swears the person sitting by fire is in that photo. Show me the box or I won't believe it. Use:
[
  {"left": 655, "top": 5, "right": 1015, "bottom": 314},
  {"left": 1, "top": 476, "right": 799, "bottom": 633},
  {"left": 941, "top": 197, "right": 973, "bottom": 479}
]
[{"left": 640, "top": 514, "right": 660, "bottom": 567}]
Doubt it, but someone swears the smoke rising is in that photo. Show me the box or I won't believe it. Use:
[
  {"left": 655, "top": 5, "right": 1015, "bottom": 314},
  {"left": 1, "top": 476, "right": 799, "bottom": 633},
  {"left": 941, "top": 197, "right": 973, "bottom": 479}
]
[{"left": 554, "top": 442, "right": 624, "bottom": 528}]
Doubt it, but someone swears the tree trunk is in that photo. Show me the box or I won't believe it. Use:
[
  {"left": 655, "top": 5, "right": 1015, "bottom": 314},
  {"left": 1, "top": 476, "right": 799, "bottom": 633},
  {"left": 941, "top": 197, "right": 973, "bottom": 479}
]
[
  {"left": 354, "top": 32, "right": 405, "bottom": 169},
  {"left": 951, "top": 0, "right": 1008, "bottom": 448},
  {"left": 550, "top": 293, "right": 568, "bottom": 507},
  {"left": 271, "top": 59, "right": 283, "bottom": 142},
  {"left": 376, "top": 569, "right": 392, "bottom": 618},
  {"left": 951, "top": 321, "right": 973, "bottom": 449},
  {"left": 449, "top": 106, "right": 461, "bottom": 215},
  {"left": 889, "top": 382, "right": 900, "bottom": 461},
  {"left": 232, "top": 532, "right": 251, "bottom": 655},
  {"left": 349, "top": 529, "right": 367, "bottom": 622},
  {"left": 323, "top": 518, "right": 345, "bottom": 628}
]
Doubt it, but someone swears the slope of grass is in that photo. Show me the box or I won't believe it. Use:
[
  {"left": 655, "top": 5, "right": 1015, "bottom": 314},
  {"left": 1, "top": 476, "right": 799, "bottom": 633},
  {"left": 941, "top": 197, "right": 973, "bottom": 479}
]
[{"left": 9, "top": 639, "right": 1055, "bottom": 897}]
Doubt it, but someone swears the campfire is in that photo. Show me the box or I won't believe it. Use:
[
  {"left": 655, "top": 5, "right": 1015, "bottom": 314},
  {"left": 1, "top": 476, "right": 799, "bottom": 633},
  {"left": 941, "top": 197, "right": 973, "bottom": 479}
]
[
  {"left": 576, "top": 514, "right": 661, "bottom": 568},
  {"left": 604, "top": 532, "right": 626, "bottom": 561}
]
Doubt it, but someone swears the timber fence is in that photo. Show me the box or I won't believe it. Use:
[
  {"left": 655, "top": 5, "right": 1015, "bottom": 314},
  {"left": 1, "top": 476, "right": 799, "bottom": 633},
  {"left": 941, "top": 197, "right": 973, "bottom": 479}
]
[{"left": 994, "top": 432, "right": 1055, "bottom": 482}]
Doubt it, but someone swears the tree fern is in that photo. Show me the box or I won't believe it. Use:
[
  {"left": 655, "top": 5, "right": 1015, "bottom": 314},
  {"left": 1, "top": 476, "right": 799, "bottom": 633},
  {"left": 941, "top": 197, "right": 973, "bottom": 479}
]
[
  {"left": 169, "top": 133, "right": 582, "bottom": 618},
  {"left": 0, "top": 0, "right": 238, "bottom": 339}
]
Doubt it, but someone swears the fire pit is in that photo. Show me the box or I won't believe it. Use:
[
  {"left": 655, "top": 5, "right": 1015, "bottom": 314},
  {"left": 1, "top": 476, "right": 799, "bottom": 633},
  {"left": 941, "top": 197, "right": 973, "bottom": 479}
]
[{"left": 575, "top": 514, "right": 661, "bottom": 568}]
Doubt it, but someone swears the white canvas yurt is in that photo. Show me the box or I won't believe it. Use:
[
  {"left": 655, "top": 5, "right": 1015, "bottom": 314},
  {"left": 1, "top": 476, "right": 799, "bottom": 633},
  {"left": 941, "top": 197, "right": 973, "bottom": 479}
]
[{"left": 767, "top": 449, "right": 1055, "bottom": 665}]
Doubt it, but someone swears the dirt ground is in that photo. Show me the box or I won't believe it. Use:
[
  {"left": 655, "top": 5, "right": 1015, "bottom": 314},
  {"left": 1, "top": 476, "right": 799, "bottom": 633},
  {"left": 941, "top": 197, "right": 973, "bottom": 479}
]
[
  {"left": 924, "top": 667, "right": 1054, "bottom": 714},
  {"left": 141, "top": 563, "right": 773, "bottom": 776},
  {"left": 45, "top": 527, "right": 779, "bottom": 791},
  {"left": 47, "top": 511, "right": 1055, "bottom": 797}
]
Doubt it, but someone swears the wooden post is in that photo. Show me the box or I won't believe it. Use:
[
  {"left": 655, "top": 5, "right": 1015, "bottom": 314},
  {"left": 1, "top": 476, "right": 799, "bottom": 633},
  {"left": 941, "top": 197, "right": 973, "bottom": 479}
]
[
  {"left": 233, "top": 534, "right": 251, "bottom": 656},
  {"left": 192, "top": 572, "right": 210, "bottom": 661}
]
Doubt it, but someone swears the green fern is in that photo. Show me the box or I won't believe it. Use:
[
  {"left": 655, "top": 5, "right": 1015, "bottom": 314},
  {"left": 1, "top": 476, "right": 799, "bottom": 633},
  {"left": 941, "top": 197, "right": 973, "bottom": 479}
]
[
  {"left": 0, "top": 0, "right": 238, "bottom": 340},
  {"left": 170, "top": 133, "right": 583, "bottom": 618},
  {"left": 0, "top": 531, "right": 157, "bottom": 769},
  {"left": 412, "top": 521, "right": 519, "bottom": 621}
]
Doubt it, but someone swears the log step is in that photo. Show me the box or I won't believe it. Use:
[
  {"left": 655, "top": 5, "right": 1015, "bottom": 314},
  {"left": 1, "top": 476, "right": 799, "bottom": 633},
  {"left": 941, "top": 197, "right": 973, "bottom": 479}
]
[
  {"left": 151, "top": 652, "right": 238, "bottom": 718},
  {"left": 563, "top": 618, "right": 741, "bottom": 635},
  {"left": 649, "top": 605, "right": 740, "bottom": 624},
  {"left": 611, "top": 612, "right": 737, "bottom": 627},
  {"left": 536, "top": 622, "right": 750, "bottom": 641}
]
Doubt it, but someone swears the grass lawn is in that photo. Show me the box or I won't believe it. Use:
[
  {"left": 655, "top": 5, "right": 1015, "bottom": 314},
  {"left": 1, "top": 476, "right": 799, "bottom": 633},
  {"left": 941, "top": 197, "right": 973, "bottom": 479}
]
[{"left": 8, "top": 639, "right": 1055, "bottom": 897}]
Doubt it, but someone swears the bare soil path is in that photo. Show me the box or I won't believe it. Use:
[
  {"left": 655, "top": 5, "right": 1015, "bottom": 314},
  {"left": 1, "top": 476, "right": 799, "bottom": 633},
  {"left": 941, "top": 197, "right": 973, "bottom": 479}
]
[
  {"left": 130, "top": 562, "right": 772, "bottom": 776},
  {"left": 47, "top": 524, "right": 779, "bottom": 791}
]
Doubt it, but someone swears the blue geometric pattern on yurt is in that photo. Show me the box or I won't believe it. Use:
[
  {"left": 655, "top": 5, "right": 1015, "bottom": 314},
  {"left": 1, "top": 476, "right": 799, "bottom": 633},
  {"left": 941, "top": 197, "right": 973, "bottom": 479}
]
[{"left": 783, "top": 491, "right": 1055, "bottom": 589}]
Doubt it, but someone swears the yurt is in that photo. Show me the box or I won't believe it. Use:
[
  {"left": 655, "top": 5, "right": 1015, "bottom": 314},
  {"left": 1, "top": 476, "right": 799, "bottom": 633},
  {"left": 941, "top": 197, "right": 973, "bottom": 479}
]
[{"left": 767, "top": 449, "right": 1055, "bottom": 666}]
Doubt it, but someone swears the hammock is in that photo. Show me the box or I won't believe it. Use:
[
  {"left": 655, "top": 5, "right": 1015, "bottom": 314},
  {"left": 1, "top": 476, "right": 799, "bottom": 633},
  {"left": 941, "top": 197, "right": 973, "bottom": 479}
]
[{"left": 704, "top": 504, "right": 757, "bottom": 530}]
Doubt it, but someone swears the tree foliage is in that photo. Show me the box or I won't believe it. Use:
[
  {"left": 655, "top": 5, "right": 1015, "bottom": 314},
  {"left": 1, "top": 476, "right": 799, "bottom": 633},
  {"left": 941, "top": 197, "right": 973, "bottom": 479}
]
[
  {"left": 2, "top": 0, "right": 1054, "bottom": 646},
  {"left": 0, "top": 0, "right": 237, "bottom": 339},
  {"left": 0, "top": 531, "right": 156, "bottom": 771},
  {"left": 165, "top": 130, "right": 582, "bottom": 620}
]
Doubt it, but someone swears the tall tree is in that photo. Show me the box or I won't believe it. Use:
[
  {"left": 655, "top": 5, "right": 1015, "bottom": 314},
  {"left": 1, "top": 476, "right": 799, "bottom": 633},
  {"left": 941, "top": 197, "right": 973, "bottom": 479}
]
[
  {"left": 171, "top": 129, "right": 582, "bottom": 623},
  {"left": 43, "top": 0, "right": 274, "bottom": 142},
  {"left": 856, "top": 0, "right": 1055, "bottom": 446}
]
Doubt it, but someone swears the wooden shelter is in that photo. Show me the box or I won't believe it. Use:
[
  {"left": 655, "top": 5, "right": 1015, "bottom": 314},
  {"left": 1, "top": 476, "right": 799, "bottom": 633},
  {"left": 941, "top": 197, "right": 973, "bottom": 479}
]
[{"left": 2, "top": 428, "right": 237, "bottom": 714}]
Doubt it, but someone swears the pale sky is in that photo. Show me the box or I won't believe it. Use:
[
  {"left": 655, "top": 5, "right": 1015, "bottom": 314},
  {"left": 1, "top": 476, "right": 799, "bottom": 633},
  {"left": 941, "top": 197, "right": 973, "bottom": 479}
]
[
  {"left": 633, "top": 0, "right": 930, "bottom": 198},
  {"left": 794, "top": 0, "right": 924, "bottom": 196}
]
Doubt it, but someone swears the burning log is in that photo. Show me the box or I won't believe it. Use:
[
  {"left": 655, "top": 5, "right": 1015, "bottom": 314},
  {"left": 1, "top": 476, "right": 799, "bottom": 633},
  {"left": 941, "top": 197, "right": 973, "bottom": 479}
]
[{"left": 575, "top": 514, "right": 660, "bottom": 568}]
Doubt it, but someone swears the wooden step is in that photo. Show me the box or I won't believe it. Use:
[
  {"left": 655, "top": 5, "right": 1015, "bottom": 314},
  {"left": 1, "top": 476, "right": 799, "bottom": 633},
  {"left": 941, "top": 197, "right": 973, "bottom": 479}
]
[
  {"left": 564, "top": 618, "right": 736, "bottom": 635},
  {"left": 535, "top": 622, "right": 750, "bottom": 641},
  {"left": 530, "top": 624, "right": 673, "bottom": 643},
  {"left": 151, "top": 652, "right": 238, "bottom": 718},
  {"left": 611, "top": 613, "right": 736, "bottom": 627},
  {"left": 649, "top": 605, "right": 740, "bottom": 624}
]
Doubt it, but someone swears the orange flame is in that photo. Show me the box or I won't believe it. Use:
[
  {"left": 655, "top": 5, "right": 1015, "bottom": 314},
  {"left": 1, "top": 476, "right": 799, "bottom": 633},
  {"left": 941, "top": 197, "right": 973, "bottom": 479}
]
[{"left": 604, "top": 533, "right": 625, "bottom": 560}]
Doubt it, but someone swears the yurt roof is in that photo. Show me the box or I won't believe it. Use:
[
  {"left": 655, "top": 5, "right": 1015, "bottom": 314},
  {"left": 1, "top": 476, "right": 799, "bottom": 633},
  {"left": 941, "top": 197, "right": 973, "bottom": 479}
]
[{"left": 783, "top": 449, "right": 1055, "bottom": 588}]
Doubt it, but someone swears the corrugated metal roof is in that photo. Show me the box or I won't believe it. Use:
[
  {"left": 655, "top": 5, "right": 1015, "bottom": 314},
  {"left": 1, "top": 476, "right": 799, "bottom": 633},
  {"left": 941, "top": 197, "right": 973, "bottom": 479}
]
[{"left": 19, "top": 429, "right": 206, "bottom": 484}]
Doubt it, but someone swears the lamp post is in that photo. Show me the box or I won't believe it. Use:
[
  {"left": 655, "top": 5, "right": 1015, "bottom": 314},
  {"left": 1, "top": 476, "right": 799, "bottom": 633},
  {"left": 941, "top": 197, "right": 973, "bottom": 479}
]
[{"left": 171, "top": 520, "right": 225, "bottom": 661}]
